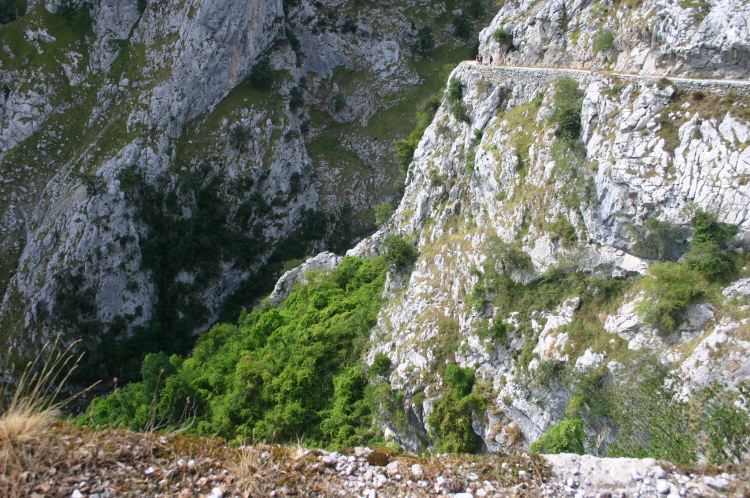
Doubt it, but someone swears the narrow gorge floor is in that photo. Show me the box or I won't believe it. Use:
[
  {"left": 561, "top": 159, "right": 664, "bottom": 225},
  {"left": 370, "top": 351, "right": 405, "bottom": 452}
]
[{"left": 4, "top": 423, "right": 747, "bottom": 498}]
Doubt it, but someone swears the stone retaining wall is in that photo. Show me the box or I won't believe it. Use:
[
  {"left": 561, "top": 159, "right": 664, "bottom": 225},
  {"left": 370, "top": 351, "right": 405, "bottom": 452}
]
[{"left": 462, "top": 63, "right": 750, "bottom": 98}]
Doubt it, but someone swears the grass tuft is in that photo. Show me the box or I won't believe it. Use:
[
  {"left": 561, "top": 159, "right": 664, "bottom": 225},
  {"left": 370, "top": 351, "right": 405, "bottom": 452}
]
[{"left": 0, "top": 338, "right": 95, "bottom": 495}]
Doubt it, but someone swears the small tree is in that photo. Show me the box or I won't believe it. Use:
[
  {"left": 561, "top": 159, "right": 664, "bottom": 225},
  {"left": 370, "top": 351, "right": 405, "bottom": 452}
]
[
  {"left": 446, "top": 78, "right": 469, "bottom": 122},
  {"left": 374, "top": 201, "right": 394, "bottom": 226},
  {"left": 552, "top": 77, "right": 584, "bottom": 140},
  {"left": 369, "top": 353, "right": 392, "bottom": 378},
  {"left": 452, "top": 13, "right": 471, "bottom": 39},
  {"left": 636, "top": 262, "right": 705, "bottom": 333},
  {"left": 415, "top": 26, "right": 435, "bottom": 56},
  {"left": 384, "top": 235, "right": 418, "bottom": 270},
  {"left": 230, "top": 124, "right": 251, "bottom": 150},
  {"left": 493, "top": 28, "right": 513, "bottom": 51},
  {"left": 248, "top": 57, "right": 273, "bottom": 90}
]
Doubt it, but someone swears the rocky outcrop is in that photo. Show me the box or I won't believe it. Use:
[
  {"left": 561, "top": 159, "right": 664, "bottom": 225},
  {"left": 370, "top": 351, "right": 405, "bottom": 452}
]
[
  {"left": 269, "top": 251, "right": 342, "bottom": 305},
  {"left": 479, "top": 0, "right": 750, "bottom": 79},
  {"left": 348, "top": 28, "right": 750, "bottom": 453}
]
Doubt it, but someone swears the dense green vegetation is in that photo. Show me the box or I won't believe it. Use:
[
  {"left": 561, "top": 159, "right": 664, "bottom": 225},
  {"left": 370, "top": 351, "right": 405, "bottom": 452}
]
[
  {"left": 447, "top": 77, "right": 469, "bottom": 122},
  {"left": 384, "top": 235, "right": 419, "bottom": 270},
  {"left": 605, "top": 359, "right": 750, "bottom": 465},
  {"left": 84, "top": 257, "right": 390, "bottom": 448},
  {"left": 374, "top": 201, "right": 395, "bottom": 226},
  {"left": 592, "top": 29, "right": 615, "bottom": 54},
  {"left": 248, "top": 57, "right": 274, "bottom": 90},
  {"left": 428, "top": 365, "right": 485, "bottom": 453},
  {"left": 551, "top": 77, "right": 584, "bottom": 141},
  {"left": 529, "top": 418, "right": 585, "bottom": 454},
  {"left": 0, "top": 0, "right": 26, "bottom": 23},
  {"left": 637, "top": 211, "right": 739, "bottom": 333}
]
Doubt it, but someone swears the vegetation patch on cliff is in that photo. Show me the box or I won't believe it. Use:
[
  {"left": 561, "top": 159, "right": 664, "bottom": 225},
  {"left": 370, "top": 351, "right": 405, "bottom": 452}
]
[{"left": 84, "top": 257, "right": 390, "bottom": 449}]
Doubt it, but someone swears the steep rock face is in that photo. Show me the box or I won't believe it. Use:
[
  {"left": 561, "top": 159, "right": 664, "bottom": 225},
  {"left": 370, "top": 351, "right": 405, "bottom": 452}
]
[
  {"left": 0, "top": 0, "right": 291, "bottom": 371},
  {"left": 349, "top": 45, "right": 750, "bottom": 452},
  {"left": 478, "top": 0, "right": 750, "bottom": 78},
  {"left": 0, "top": 1, "right": 490, "bottom": 381}
]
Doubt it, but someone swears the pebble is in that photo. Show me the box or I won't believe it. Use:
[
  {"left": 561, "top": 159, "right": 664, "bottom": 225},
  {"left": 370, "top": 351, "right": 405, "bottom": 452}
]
[
  {"left": 71, "top": 491, "right": 84, "bottom": 498},
  {"left": 454, "top": 493, "right": 473, "bottom": 498},
  {"left": 411, "top": 464, "right": 424, "bottom": 479},
  {"left": 374, "top": 474, "right": 387, "bottom": 488},
  {"left": 704, "top": 475, "right": 729, "bottom": 491},
  {"left": 208, "top": 488, "right": 223, "bottom": 498},
  {"left": 656, "top": 480, "right": 671, "bottom": 494},
  {"left": 653, "top": 466, "right": 667, "bottom": 479}
]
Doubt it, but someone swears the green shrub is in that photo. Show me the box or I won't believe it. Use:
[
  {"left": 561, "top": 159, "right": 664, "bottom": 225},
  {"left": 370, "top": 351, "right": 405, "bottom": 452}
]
[
  {"left": 593, "top": 29, "right": 615, "bottom": 54},
  {"left": 384, "top": 235, "right": 418, "bottom": 270},
  {"left": 0, "top": 0, "right": 26, "bottom": 23},
  {"left": 289, "top": 86, "right": 304, "bottom": 110},
  {"left": 493, "top": 28, "right": 513, "bottom": 50},
  {"left": 83, "top": 256, "right": 388, "bottom": 448},
  {"left": 452, "top": 13, "right": 471, "bottom": 39},
  {"left": 530, "top": 418, "right": 585, "bottom": 454},
  {"left": 486, "top": 321, "right": 510, "bottom": 347},
  {"left": 229, "top": 124, "right": 251, "bottom": 150},
  {"left": 551, "top": 77, "right": 584, "bottom": 140},
  {"left": 428, "top": 365, "right": 484, "bottom": 453},
  {"left": 684, "top": 241, "right": 736, "bottom": 281},
  {"left": 370, "top": 352, "right": 392, "bottom": 378},
  {"left": 468, "top": 269, "right": 490, "bottom": 311},
  {"left": 691, "top": 211, "right": 737, "bottom": 245},
  {"left": 319, "top": 365, "right": 380, "bottom": 448},
  {"left": 331, "top": 91, "right": 345, "bottom": 112},
  {"left": 477, "top": 319, "right": 512, "bottom": 348},
  {"left": 548, "top": 214, "right": 577, "bottom": 247},
  {"left": 395, "top": 94, "right": 441, "bottom": 174},
  {"left": 468, "top": 0, "right": 483, "bottom": 18},
  {"left": 683, "top": 211, "right": 738, "bottom": 280},
  {"left": 415, "top": 26, "right": 435, "bottom": 56},
  {"left": 248, "top": 57, "right": 273, "bottom": 90},
  {"left": 636, "top": 261, "right": 704, "bottom": 333},
  {"left": 607, "top": 358, "right": 696, "bottom": 463},
  {"left": 699, "top": 384, "right": 750, "bottom": 465},
  {"left": 447, "top": 77, "right": 469, "bottom": 122},
  {"left": 374, "top": 201, "right": 394, "bottom": 226}
]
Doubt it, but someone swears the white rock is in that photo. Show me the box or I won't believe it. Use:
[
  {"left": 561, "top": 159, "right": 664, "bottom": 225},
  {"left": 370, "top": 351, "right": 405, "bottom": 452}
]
[
  {"left": 656, "top": 480, "right": 672, "bottom": 494},
  {"left": 411, "top": 464, "right": 424, "bottom": 479}
]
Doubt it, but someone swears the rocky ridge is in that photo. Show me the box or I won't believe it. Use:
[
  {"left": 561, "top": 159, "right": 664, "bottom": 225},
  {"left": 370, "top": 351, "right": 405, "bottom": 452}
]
[
  {"left": 6, "top": 422, "right": 747, "bottom": 498},
  {"left": 325, "top": 0, "right": 750, "bottom": 457}
]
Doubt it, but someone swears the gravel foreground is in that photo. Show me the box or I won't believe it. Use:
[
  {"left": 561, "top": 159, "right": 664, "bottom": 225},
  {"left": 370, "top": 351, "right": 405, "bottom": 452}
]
[{"left": 2, "top": 423, "right": 748, "bottom": 498}]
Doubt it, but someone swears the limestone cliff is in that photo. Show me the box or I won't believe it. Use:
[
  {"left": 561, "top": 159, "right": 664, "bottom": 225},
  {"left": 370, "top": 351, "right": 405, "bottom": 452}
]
[
  {"left": 340, "top": 0, "right": 750, "bottom": 457},
  {"left": 0, "top": 0, "right": 489, "bottom": 380}
]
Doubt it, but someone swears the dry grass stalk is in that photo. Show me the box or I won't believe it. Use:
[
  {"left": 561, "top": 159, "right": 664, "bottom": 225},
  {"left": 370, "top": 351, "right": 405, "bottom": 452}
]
[{"left": 0, "top": 338, "right": 96, "bottom": 496}]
